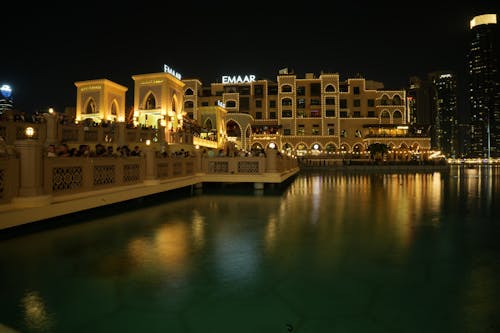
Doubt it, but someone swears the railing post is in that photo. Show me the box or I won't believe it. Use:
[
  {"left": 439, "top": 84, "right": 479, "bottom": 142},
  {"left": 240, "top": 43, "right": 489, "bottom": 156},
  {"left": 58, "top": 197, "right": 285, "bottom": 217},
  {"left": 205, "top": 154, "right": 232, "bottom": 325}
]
[
  {"left": 265, "top": 148, "right": 277, "bottom": 172},
  {"left": 144, "top": 145, "right": 159, "bottom": 185},
  {"left": 116, "top": 122, "right": 126, "bottom": 147},
  {"left": 12, "top": 132, "right": 52, "bottom": 207},
  {"left": 43, "top": 111, "right": 59, "bottom": 147}
]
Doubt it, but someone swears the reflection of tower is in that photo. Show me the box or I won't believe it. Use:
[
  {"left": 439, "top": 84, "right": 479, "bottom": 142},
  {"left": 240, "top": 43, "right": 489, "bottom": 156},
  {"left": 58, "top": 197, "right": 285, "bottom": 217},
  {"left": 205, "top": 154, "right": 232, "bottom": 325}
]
[
  {"left": 467, "top": 14, "right": 499, "bottom": 158},
  {"left": 0, "top": 84, "right": 14, "bottom": 113}
]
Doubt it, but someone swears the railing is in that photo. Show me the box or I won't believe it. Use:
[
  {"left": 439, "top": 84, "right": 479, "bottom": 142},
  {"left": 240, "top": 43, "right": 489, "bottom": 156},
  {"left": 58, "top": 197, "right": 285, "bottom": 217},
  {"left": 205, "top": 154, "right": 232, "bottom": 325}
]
[
  {"left": 0, "top": 147, "right": 298, "bottom": 207},
  {"left": 0, "top": 157, "right": 19, "bottom": 204}
]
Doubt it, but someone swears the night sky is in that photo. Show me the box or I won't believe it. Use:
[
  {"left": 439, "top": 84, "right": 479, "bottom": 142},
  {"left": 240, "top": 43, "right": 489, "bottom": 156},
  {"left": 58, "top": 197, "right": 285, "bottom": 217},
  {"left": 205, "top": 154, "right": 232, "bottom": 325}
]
[{"left": 2, "top": 2, "right": 499, "bottom": 114}]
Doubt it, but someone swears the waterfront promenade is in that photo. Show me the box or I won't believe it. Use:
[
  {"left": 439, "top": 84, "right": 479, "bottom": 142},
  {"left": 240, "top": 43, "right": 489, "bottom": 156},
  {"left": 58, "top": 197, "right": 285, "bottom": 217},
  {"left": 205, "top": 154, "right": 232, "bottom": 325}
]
[{"left": 0, "top": 150, "right": 299, "bottom": 231}]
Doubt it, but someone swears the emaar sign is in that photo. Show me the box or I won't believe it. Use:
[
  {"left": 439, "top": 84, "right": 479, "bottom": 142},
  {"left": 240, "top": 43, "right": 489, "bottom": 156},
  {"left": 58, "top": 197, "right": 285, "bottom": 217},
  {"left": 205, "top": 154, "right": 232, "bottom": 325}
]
[
  {"left": 163, "top": 64, "right": 182, "bottom": 80},
  {"left": 222, "top": 75, "right": 256, "bottom": 84}
]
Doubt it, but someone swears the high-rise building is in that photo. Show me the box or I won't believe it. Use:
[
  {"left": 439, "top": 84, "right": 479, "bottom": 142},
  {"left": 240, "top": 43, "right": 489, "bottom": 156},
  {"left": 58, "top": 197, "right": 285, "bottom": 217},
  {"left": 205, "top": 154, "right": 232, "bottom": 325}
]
[
  {"left": 467, "top": 14, "right": 500, "bottom": 158},
  {"left": 429, "top": 71, "right": 458, "bottom": 157}
]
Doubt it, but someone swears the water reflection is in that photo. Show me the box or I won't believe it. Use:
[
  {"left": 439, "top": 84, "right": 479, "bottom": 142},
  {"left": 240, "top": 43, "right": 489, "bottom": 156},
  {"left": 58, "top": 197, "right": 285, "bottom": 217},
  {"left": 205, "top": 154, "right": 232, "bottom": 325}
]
[
  {"left": 21, "top": 291, "right": 54, "bottom": 332},
  {"left": 0, "top": 166, "right": 498, "bottom": 332}
]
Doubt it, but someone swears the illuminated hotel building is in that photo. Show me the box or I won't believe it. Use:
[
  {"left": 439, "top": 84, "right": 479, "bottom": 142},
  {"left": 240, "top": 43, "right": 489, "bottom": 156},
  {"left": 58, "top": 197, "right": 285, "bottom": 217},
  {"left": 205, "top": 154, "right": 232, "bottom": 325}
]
[
  {"left": 183, "top": 72, "right": 430, "bottom": 156},
  {"left": 467, "top": 14, "right": 500, "bottom": 158}
]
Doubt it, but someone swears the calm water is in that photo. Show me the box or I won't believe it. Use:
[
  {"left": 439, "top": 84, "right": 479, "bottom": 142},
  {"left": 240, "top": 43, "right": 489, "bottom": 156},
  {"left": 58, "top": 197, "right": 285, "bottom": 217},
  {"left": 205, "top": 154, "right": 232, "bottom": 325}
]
[{"left": 0, "top": 166, "right": 499, "bottom": 333}]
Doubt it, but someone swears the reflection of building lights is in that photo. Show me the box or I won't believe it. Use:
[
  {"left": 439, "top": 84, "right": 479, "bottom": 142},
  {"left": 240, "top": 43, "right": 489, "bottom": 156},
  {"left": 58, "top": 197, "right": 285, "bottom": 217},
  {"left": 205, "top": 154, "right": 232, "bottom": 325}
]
[{"left": 25, "top": 127, "right": 35, "bottom": 138}]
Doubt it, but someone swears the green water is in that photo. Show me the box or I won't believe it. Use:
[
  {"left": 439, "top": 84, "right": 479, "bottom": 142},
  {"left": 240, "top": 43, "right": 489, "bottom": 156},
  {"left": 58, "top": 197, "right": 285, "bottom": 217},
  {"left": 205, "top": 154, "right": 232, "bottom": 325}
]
[{"left": 0, "top": 166, "right": 499, "bottom": 333}]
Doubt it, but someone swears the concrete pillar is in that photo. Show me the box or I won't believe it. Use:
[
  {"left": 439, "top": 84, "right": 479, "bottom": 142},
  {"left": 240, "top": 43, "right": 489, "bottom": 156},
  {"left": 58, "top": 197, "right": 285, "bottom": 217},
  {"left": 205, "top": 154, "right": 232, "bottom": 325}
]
[
  {"left": 43, "top": 112, "right": 59, "bottom": 147},
  {"left": 144, "top": 145, "right": 159, "bottom": 185},
  {"left": 116, "top": 122, "right": 126, "bottom": 147},
  {"left": 265, "top": 148, "right": 277, "bottom": 172},
  {"left": 12, "top": 138, "right": 52, "bottom": 207}
]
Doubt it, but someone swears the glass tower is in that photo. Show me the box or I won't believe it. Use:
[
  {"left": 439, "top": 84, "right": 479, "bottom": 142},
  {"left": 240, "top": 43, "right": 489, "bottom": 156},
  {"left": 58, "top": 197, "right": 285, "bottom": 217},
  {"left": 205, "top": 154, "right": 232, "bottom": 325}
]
[{"left": 467, "top": 14, "right": 500, "bottom": 158}]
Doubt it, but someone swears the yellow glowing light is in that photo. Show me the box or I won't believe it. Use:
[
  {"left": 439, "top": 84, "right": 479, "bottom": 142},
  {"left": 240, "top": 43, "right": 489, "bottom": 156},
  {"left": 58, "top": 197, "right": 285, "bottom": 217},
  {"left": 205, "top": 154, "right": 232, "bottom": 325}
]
[
  {"left": 25, "top": 127, "right": 35, "bottom": 138},
  {"left": 146, "top": 139, "right": 151, "bottom": 146},
  {"left": 470, "top": 14, "right": 497, "bottom": 29},
  {"left": 117, "top": 116, "right": 125, "bottom": 122},
  {"left": 48, "top": 108, "right": 54, "bottom": 114}
]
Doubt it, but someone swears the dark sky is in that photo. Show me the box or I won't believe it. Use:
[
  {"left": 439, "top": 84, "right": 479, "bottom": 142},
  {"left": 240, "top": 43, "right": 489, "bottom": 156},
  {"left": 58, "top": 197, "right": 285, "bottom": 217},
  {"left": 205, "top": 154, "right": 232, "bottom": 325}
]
[{"left": 2, "top": 2, "right": 499, "bottom": 113}]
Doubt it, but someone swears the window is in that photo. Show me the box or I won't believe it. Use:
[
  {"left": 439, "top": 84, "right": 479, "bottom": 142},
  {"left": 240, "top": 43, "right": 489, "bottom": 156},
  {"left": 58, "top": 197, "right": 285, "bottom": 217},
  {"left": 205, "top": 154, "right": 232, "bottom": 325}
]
[
  {"left": 268, "top": 85, "right": 278, "bottom": 95},
  {"left": 238, "top": 86, "right": 251, "bottom": 95},
  {"left": 297, "top": 109, "right": 305, "bottom": 118},
  {"left": 145, "top": 94, "right": 156, "bottom": 109},
  {"left": 310, "top": 109, "right": 321, "bottom": 117},
  {"left": 353, "top": 99, "right": 361, "bottom": 107},
  {"left": 255, "top": 100, "right": 262, "bottom": 108},
  {"left": 282, "top": 110, "right": 292, "bottom": 117},
  {"left": 353, "top": 111, "right": 361, "bottom": 117},
  {"left": 340, "top": 99, "right": 347, "bottom": 109},
  {"left": 239, "top": 97, "right": 249, "bottom": 111},
  {"left": 310, "top": 98, "right": 321, "bottom": 105},
  {"left": 185, "top": 88, "right": 194, "bottom": 95},
  {"left": 283, "top": 128, "right": 291, "bottom": 135},
  {"left": 310, "top": 83, "right": 321, "bottom": 96},
  {"left": 326, "top": 109, "right": 335, "bottom": 117},
  {"left": 282, "top": 98, "right": 293, "bottom": 106},
  {"left": 325, "top": 84, "right": 335, "bottom": 92},
  {"left": 353, "top": 86, "right": 360, "bottom": 95},
  {"left": 226, "top": 100, "right": 236, "bottom": 108},
  {"left": 254, "top": 85, "right": 264, "bottom": 97},
  {"left": 255, "top": 112, "right": 262, "bottom": 119},
  {"left": 297, "top": 98, "right": 306, "bottom": 108},
  {"left": 187, "top": 112, "right": 194, "bottom": 119},
  {"left": 269, "top": 111, "right": 276, "bottom": 119},
  {"left": 269, "top": 100, "right": 276, "bottom": 108},
  {"left": 281, "top": 84, "right": 293, "bottom": 93},
  {"left": 201, "top": 101, "right": 209, "bottom": 106},
  {"left": 325, "top": 97, "right": 335, "bottom": 105},
  {"left": 367, "top": 99, "right": 375, "bottom": 107},
  {"left": 340, "top": 111, "right": 348, "bottom": 118},
  {"left": 312, "top": 124, "right": 320, "bottom": 135},
  {"left": 367, "top": 111, "right": 375, "bottom": 117},
  {"left": 297, "top": 86, "right": 306, "bottom": 96},
  {"left": 184, "top": 101, "right": 194, "bottom": 108},
  {"left": 340, "top": 84, "right": 348, "bottom": 92},
  {"left": 297, "top": 125, "right": 305, "bottom": 135},
  {"left": 327, "top": 125, "right": 335, "bottom": 135}
]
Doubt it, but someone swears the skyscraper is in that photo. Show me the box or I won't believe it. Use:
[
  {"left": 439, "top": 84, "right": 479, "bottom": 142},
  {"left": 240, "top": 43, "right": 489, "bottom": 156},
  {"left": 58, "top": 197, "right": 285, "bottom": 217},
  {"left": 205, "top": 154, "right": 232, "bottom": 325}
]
[
  {"left": 429, "top": 71, "right": 458, "bottom": 157},
  {"left": 467, "top": 14, "right": 500, "bottom": 158}
]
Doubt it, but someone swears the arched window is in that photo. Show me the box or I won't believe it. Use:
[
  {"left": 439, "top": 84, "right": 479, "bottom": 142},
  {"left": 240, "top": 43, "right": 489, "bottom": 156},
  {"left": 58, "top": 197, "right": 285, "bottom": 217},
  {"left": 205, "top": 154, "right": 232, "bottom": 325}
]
[
  {"left": 86, "top": 99, "right": 96, "bottom": 114},
  {"left": 281, "top": 84, "right": 292, "bottom": 93},
  {"left": 145, "top": 93, "right": 156, "bottom": 110},
  {"left": 185, "top": 88, "right": 194, "bottom": 95},
  {"left": 111, "top": 101, "right": 117, "bottom": 115},
  {"left": 393, "top": 110, "right": 402, "bottom": 118},
  {"left": 380, "top": 95, "right": 390, "bottom": 106},
  {"left": 380, "top": 111, "right": 390, "bottom": 118},
  {"left": 325, "top": 84, "right": 335, "bottom": 92},
  {"left": 392, "top": 95, "right": 402, "bottom": 105}
]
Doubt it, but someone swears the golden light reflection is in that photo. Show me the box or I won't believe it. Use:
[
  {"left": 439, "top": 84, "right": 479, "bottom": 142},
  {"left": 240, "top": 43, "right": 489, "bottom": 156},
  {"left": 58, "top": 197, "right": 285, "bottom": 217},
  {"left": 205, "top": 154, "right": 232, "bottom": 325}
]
[
  {"left": 264, "top": 214, "right": 278, "bottom": 253},
  {"left": 127, "top": 223, "right": 190, "bottom": 277},
  {"left": 191, "top": 210, "right": 206, "bottom": 248},
  {"left": 21, "top": 290, "right": 54, "bottom": 332}
]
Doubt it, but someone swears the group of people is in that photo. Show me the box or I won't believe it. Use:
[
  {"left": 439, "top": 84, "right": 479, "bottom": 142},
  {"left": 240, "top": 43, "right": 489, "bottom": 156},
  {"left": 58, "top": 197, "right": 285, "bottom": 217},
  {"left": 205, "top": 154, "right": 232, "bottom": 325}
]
[{"left": 47, "top": 143, "right": 143, "bottom": 158}]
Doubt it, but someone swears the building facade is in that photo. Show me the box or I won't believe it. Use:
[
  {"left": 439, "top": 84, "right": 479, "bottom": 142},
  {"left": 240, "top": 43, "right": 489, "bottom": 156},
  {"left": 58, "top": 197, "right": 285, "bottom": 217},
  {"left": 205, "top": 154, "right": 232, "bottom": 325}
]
[
  {"left": 467, "top": 14, "right": 500, "bottom": 158},
  {"left": 184, "top": 72, "right": 430, "bottom": 158}
]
